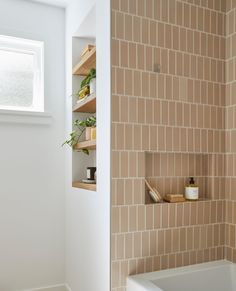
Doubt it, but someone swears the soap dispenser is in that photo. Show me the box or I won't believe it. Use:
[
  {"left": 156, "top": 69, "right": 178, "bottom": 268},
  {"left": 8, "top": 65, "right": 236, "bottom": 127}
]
[{"left": 185, "top": 177, "right": 199, "bottom": 201}]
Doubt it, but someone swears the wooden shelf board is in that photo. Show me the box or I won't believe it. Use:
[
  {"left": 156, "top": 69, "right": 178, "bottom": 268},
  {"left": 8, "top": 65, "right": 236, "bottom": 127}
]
[
  {"left": 74, "top": 139, "right": 96, "bottom": 150},
  {"left": 72, "top": 47, "right": 96, "bottom": 76},
  {"left": 72, "top": 181, "right": 96, "bottom": 191},
  {"left": 73, "top": 94, "right": 96, "bottom": 113}
]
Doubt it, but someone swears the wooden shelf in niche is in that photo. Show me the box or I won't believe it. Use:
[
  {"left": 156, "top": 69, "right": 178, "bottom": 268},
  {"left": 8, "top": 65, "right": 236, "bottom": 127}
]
[
  {"left": 72, "top": 181, "right": 96, "bottom": 191},
  {"left": 74, "top": 139, "right": 96, "bottom": 151},
  {"left": 72, "top": 47, "right": 96, "bottom": 76},
  {"left": 73, "top": 94, "right": 96, "bottom": 113}
]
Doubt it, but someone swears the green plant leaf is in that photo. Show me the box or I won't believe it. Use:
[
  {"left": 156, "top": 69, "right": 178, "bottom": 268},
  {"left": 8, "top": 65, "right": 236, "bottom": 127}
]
[
  {"left": 80, "top": 68, "right": 96, "bottom": 89},
  {"left": 82, "top": 149, "right": 89, "bottom": 155},
  {"left": 62, "top": 116, "right": 96, "bottom": 155}
]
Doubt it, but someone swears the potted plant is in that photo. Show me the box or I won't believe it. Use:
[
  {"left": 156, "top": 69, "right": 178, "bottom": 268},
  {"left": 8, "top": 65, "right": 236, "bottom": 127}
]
[
  {"left": 77, "top": 115, "right": 96, "bottom": 141},
  {"left": 77, "top": 68, "right": 96, "bottom": 100},
  {"left": 88, "top": 68, "right": 96, "bottom": 95},
  {"left": 62, "top": 116, "right": 96, "bottom": 155}
]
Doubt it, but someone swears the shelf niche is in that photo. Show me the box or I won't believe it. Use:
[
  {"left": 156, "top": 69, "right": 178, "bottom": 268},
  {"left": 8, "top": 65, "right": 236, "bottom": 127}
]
[
  {"left": 145, "top": 151, "right": 224, "bottom": 204},
  {"left": 71, "top": 39, "right": 97, "bottom": 192}
]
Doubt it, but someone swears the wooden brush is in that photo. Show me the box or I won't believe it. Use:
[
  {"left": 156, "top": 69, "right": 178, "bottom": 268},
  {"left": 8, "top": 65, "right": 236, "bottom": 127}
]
[{"left": 145, "top": 179, "right": 162, "bottom": 203}]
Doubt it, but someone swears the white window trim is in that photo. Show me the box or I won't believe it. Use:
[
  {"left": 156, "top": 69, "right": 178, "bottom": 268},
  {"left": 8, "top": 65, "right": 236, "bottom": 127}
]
[
  {"left": 0, "top": 35, "right": 44, "bottom": 113},
  {"left": 0, "top": 109, "right": 52, "bottom": 125}
]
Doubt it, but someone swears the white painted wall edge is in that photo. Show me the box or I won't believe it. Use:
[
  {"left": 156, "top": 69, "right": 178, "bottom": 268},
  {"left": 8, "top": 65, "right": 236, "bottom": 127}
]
[
  {"left": 0, "top": 109, "right": 52, "bottom": 124},
  {"left": 22, "top": 284, "right": 67, "bottom": 291}
]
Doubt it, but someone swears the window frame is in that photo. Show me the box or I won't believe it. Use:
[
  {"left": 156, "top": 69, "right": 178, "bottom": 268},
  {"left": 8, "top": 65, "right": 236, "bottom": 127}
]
[{"left": 0, "top": 35, "right": 44, "bottom": 113}]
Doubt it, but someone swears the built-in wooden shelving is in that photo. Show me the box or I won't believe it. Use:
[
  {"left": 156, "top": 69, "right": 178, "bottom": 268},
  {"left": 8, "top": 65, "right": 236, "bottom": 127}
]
[
  {"left": 72, "top": 181, "right": 96, "bottom": 191},
  {"left": 72, "top": 47, "right": 96, "bottom": 76},
  {"left": 73, "top": 94, "right": 96, "bottom": 113},
  {"left": 72, "top": 44, "right": 97, "bottom": 192},
  {"left": 74, "top": 139, "right": 96, "bottom": 151}
]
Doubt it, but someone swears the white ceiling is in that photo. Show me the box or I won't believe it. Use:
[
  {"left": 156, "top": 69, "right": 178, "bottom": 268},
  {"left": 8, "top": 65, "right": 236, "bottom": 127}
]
[{"left": 29, "top": 0, "right": 70, "bottom": 7}]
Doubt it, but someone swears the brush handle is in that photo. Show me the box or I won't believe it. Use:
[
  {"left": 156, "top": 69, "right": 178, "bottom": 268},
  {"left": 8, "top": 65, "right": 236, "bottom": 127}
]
[{"left": 145, "top": 179, "right": 153, "bottom": 192}]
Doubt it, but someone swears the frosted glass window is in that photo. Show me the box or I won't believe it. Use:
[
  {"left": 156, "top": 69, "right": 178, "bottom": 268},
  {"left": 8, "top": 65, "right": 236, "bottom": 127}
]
[
  {"left": 0, "top": 35, "right": 44, "bottom": 112},
  {"left": 0, "top": 50, "right": 34, "bottom": 107}
]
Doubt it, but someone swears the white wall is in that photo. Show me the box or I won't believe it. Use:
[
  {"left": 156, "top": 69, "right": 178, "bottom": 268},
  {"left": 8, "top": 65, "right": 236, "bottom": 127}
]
[
  {"left": 65, "top": 0, "right": 111, "bottom": 290},
  {"left": 0, "top": 1, "right": 66, "bottom": 290}
]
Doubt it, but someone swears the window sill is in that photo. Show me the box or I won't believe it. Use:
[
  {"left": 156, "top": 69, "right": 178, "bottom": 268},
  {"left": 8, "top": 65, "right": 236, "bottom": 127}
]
[{"left": 0, "top": 109, "right": 52, "bottom": 125}]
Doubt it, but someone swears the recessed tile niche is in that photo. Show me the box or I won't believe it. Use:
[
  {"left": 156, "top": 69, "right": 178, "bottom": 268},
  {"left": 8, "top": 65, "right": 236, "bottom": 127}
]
[{"left": 145, "top": 152, "right": 225, "bottom": 204}]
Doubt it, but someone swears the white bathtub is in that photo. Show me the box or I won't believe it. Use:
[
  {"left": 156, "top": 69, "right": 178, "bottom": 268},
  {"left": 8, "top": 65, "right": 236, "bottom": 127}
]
[{"left": 127, "top": 260, "right": 236, "bottom": 291}]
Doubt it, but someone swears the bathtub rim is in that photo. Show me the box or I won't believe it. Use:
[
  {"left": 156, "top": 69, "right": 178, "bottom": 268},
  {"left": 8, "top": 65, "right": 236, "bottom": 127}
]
[{"left": 127, "top": 260, "right": 235, "bottom": 290}]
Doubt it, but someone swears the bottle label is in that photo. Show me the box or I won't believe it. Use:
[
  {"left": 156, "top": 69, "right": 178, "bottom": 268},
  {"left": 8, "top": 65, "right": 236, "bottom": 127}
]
[
  {"left": 87, "top": 169, "right": 91, "bottom": 179},
  {"left": 185, "top": 187, "right": 199, "bottom": 200}
]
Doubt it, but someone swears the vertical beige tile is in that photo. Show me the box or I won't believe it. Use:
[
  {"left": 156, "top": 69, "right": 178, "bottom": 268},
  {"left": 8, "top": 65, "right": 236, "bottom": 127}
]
[
  {"left": 133, "top": 16, "right": 141, "bottom": 42},
  {"left": 137, "top": 0, "right": 145, "bottom": 16},
  {"left": 129, "top": 0, "right": 136, "bottom": 14},
  {"left": 112, "top": 39, "right": 120, "bottom": 67},
  {"left": 183, "top": 3, "right": 190, "bottom": 28},
  {"left": 142, "top": 18, "right": 149, "bottom": 44},
  {"left": 150, "top": 230, "right": 157, "bottom": 256},
  {"left": 134, "top": 232, "right": 142, "bottom": 258},
  {"left": 142, "top": 231, "right": 150, "bottom": 257},
  {"left": 176, "top": 1, "right": 183, "bottom": 26},
  {"left": 158, "top": 126, "right": 166, "bottom": 151},
  {"left": 116, "top": 68, "right": 124, "bottom": 96},
  {"left": 120, "top": 152, "right": 129, "bottom": 178},
  {"left": 112, "top": 261, "right": 120, "bottom": 288},
  {"left": 129, "top": 43, "right": 137, "bottom": 69},
  {"left": 165, "top": 229, "right": 172, "bottom": 253},
  {"left": 169, "top": 51, "right": 175, "bottom": 75},
  {"left": 169, "top": 0, "right": 176, "bottom": 24},
  {"left": 120, "top": 0, "right": 128, "bottom": 12},
  {"left": 162, "top": 204, "right": 169, "bottom": 228},
  {"left": 157, "top": 23, "right": 165, "bottom": 47},
  {"left": 172, "top": 229, "right": 180, "bottom": 253},
  {"left": 180, "top": 228, "right": 186, "bottom": 251},
  {"left": 133, "top": 125, "right": 142, "bottom": 151},
  {"left": 173, "top": 26, "right": 179, "bottom": 50},
  {"left": 157, "top": 230, "right": 165, "bottom": 255},
  {"left": 120, "top": 96, "right": 128, "bottom": 123},
  {"left": 166, "top": 127, "right": 173, "bottom": 152},
  {"left": 137, "top": 205, "right": 145, "bottom": 231},
  {"left": 158, "top": 74, "right": 165, "bottom": 99},
  {"left": 125, "top": 233, "right": 133, "bottom": 258},
  {"left": 117, "top": 234, "right": 125, "bottom": 259},
  {"left": 150, "top": 20, "right": 157, "bottom": 46},
  {"left": 125, "top": 14, "right": 133, "bottom": 41},
  {"left": 116, "top": 12, "right": 124, "bottom": 39},
  {"left": 137, "top": 44, "right": 145, "bottom": 70},
  {"left": 112, "top": 151, "right": 120, "bottom": 178},
  {"left": 179, "top": 28, "right": 187, "bottom": 52},
  {"left": 125, "top": 69, "right": 133, "bottom": 96},
  {"left": 165, "top": 24, "right": 172, "bottom": 49},
  {"left": 134, "top": 71, "right": 142, "bottom": 97},
  {"left": 161, "top": 0, "right": 169, "bottom": 22}
]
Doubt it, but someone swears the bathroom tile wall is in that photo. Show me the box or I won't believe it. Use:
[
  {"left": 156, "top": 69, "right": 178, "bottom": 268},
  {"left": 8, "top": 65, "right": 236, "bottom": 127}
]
[
  {"left": 225, "top": 0, "right": 236, "bottom": 263},
  {"left": 111, "top": 0, "right": 226, "bottom": 290}
]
